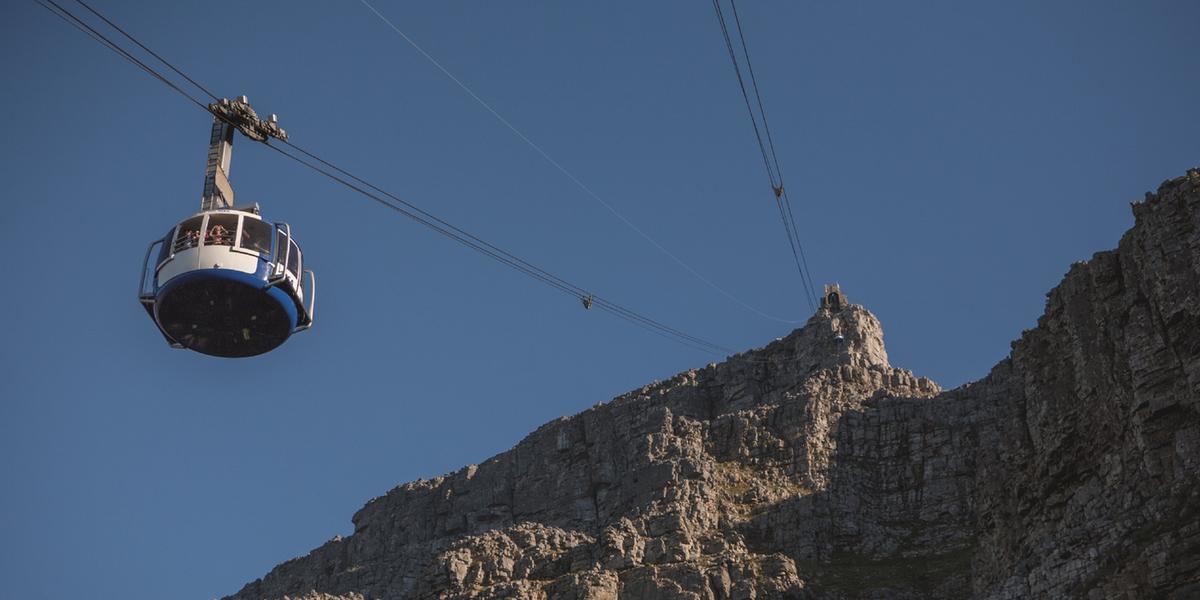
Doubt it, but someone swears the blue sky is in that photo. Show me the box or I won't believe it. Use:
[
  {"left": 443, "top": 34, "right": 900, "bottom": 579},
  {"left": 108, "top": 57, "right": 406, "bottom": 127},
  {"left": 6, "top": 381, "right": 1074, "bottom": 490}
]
[{"left": 1, "top": 1, "right": 1197, "bottom": 598}]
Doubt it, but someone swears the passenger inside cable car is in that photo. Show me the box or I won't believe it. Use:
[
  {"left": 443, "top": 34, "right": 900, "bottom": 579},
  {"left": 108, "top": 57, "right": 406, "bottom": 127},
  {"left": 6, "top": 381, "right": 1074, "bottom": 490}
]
[
  {"left": 175, "top": 216, "right": 202, "bottom": 252},
  {"left": 204, "top": 213, "right": 237, "bottom": 246}
]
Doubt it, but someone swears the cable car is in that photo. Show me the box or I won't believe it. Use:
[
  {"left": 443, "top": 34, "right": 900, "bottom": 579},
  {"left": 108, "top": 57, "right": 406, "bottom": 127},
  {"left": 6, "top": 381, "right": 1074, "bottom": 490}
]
[{"left": 138, "top": 97, "right": 315, "bottom": 358}]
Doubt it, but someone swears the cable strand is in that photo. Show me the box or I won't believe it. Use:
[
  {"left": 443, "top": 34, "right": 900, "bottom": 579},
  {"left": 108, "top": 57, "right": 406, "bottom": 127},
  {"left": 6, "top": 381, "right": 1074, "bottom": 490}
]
[
  {"left": 727, "top": 0, "right": 820, "bottom": 308},
  {"left": 265, "top": 142, "right": 732, "bottom": 353},
  {"left": 35, "top": 0, "right": 795, "bottom": 359},
  {"left": 38, "top": 0, "right": 210, "bottom": 112},
  {"left": 712, "top": 0, "right": 819, "bottom": 309},
  {"left": 71, "top": 0, "right": 220, "bottom": 102},
  {"left": 359, "top": 0, "right": 803, "bottom": 325}
]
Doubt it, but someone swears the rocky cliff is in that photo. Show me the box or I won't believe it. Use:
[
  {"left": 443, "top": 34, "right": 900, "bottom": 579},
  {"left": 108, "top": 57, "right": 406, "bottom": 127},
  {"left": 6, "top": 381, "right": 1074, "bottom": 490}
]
[{"left": 226, "top": 169, "right": 1200, "bottom": 599}]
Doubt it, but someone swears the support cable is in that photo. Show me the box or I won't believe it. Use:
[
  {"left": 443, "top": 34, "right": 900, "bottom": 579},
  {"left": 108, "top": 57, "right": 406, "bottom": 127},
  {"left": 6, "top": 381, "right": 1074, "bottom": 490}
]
[
  {"left": 36, "top": 0, "right": 210, "bottom": 113},
  {"left": 711, "top": 0, "right": 820, "bottom": 309},
  {"left": 268, "top": 140, "right": 736, "bottom": 355},
  {"left": 727, "top": 0, "right": 820, "bottom": 309},
  {"left": 72, "top": 0, "right": 220, "bottom": 103},
  {"left": 359, "top": 0, "right": 804, "bottom": 325},
  {"left": 35, "top": 0, "right": 752, "bottom": 357}
]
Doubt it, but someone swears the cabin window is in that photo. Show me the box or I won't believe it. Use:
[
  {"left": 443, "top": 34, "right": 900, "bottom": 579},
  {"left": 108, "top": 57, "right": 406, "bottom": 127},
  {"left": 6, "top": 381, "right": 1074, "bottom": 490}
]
[
  {"left": 239, "top": 217, "right": 273, "bottom": 255},
  {"left": 276, "top": 228, "right": 288, "bottom": 261},
  {"left": 173, "top": 217, "right": 203, "bottom": 252},
  {"left": 205, "top": 214, "right": 237, "bottom": 247},
  {"left": 156, "top": 226, "right": 174, "bottom": 265},
  {"left": 287, "top": 240, "right": 301, "bottom": 277}
]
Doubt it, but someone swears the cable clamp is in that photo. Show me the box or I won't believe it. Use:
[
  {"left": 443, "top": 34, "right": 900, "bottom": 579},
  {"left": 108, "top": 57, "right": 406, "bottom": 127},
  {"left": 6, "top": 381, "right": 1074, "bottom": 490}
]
[{"left": 208, "top": 96, "right": 288, "bottom": 143}]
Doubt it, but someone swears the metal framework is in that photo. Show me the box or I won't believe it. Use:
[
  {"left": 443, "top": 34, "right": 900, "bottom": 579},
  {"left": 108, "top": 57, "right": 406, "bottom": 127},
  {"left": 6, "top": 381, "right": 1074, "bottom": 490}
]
[{"left": 200, "top": 96, "right": 288, "bottom": 211}]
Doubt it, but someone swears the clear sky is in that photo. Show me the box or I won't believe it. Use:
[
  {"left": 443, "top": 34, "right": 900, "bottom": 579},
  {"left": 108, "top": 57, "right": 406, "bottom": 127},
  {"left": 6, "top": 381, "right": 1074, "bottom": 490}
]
[{"left": 1, "top": 1, "right": 1197, "bottom": 598}]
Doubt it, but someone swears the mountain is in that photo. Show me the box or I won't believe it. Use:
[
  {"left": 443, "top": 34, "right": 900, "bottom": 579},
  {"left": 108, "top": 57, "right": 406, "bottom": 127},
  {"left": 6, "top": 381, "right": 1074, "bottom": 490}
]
[{"left": 226, "top": 168, "right": 1200, "bottom": 599}]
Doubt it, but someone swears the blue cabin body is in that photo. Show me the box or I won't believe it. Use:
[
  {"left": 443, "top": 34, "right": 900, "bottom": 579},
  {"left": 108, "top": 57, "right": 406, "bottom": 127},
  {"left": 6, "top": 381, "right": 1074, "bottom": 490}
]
[{"left": 139, "top": 208, "right": 315, "bottom": 357}]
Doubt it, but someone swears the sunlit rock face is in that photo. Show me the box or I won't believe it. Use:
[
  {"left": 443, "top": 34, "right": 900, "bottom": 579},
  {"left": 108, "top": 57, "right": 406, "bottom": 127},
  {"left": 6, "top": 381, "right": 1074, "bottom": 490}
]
[{"left": 226, "top": 169, "right": 1200, "bottom": 600}]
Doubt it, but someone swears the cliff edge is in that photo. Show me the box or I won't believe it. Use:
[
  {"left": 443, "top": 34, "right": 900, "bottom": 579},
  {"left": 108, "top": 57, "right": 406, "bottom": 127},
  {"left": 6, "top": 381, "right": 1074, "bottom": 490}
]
[{"left": 226, "top": 169, "right": 1200, "bottom": 599}]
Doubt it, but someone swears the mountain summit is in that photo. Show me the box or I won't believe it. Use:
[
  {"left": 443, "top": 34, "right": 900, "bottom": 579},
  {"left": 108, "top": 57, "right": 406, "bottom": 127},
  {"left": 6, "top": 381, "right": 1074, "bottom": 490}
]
[{"left": 227, "top": 169, "right": 1200, "bottom": 599}]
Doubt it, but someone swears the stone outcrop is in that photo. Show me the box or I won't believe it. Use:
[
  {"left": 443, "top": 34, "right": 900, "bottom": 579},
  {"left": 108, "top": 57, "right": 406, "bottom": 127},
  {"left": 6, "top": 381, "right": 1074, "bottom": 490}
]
[{"left": 226, "top": 169, "right": 1200, "bottom": 599}]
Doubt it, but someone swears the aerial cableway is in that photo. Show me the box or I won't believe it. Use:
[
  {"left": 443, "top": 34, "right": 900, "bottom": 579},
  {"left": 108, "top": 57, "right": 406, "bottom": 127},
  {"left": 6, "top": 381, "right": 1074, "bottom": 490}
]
[{"left": 38, "top": 0, "right": 746, "bottom": 358}]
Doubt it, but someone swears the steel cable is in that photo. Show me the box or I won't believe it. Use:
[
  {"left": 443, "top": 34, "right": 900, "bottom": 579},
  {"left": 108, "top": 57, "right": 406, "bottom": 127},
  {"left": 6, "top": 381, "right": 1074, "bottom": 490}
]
[
  {"left": 711, "top": 0, "right": 820, "bottom": 309},
  {"left": 358, "top": 0, "right": 806, "bottom": 325},
  {"left": 36, "top": 0, "right": 754, "bottom": 357}
]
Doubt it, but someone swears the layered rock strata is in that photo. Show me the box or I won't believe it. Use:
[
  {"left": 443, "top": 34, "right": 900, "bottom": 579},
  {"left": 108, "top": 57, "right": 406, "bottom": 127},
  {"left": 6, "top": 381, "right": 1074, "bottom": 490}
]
[{"left": 227, "top": 169, "right": 1200, "bottom": 599}]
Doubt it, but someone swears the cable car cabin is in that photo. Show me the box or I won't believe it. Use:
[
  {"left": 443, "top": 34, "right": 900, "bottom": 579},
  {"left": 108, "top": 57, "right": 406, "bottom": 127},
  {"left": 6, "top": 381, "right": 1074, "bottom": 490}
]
[{"left": 138, "top": 207, "right": 315, "bottom": 357}]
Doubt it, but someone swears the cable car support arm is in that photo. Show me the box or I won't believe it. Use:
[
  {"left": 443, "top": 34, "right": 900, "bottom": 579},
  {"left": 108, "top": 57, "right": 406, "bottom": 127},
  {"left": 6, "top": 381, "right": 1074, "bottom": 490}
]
[{"left": 200, "top": 96, "right": 288, "bottom": 211}]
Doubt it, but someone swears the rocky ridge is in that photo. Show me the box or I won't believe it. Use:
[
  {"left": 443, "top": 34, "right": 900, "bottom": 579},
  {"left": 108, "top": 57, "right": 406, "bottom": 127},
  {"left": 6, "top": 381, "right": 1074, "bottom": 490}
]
[{"left": 227, "top": 169, "right": 1200, "bottom": 599}]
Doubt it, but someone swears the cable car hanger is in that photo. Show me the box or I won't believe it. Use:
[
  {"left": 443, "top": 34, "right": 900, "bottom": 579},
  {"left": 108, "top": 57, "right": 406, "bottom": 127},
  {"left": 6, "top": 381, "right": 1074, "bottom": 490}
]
[{"left": 201, "top": 97, "right": 287, "bottom": 210}]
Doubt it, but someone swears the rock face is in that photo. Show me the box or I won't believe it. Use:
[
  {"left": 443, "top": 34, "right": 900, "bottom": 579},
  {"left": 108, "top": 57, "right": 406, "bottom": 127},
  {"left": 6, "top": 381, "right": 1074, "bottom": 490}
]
[{"left": 226, "top": 169, "right": 1200, "bottom": 599}]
